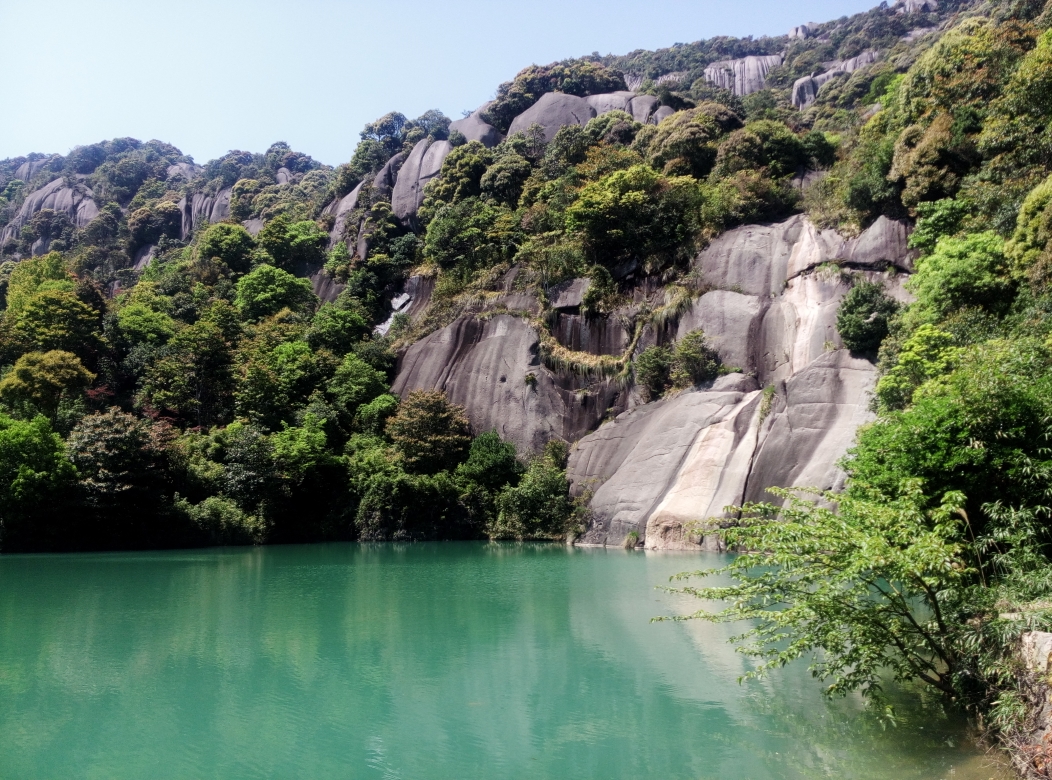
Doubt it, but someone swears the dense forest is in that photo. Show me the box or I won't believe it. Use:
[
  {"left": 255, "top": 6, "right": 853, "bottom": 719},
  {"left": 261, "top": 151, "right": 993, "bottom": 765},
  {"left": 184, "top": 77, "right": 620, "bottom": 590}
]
[{"left": 7, "top": 0, "right": 1052, "bottom": 766}]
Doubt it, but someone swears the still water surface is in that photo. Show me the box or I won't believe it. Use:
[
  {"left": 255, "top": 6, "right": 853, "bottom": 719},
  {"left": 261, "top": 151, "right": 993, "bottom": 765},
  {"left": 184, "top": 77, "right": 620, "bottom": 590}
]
[{"left": 0, "top": 543, "right": 1010, "bottom": 779}]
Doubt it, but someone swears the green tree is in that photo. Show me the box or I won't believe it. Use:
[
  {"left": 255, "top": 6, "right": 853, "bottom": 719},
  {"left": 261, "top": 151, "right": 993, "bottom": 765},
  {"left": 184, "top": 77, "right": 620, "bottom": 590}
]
[
  {"left": 386, "top": 390, "right": 472, "bottom": 473},
  {"left": 670, "top": 330, "right": 721, "bottom": 387},
  {"left": 326, "top": 353, "right": 388, "bottom": 428},
  {"left": 0, "top": 414, "right": 76, "bottom": 550},
  {"left": 480, "top": 152, "right": 532, "bottom": 206},
  {"left": 491, "top": 449, "right": 571, "bottom": 540},
  {"left": 906, "top": 232, "right": 1015, "bottom": 321},
  {"left": 234, "top": 264, "right": 318, "bottom": 321},
  {"left": 115, "top": 302, "right": 176, "bottom": 346},
  {"left": 634, "top": 346, "right": 672, "bottom": 401},
  {"left": 13, "top": 290, "right": 101, "bottom": 355},
  {"left": 235, "top": 339, "right": 323, "bottom": 428},
  {"left": 306, "top": 304, "right": 369, "bottom": 354},
  {"left": 875, "top": 324, "right": 960, "bottom": 411},
  {"left": 456, "top": 431, "right": 522, "bottom": 492},
  {"left": 196, "top": 222, "right": 257, "bottom": 274},
  {"left": 257, "top": 215, "right": 329, "bottom": 272},
  {"left": 138, "top": 320, "right": 233, "bottom": 427},
  {"left": 836, "top": 282, "right": 900, "bottom": 353},
  {"left": 0, "top": 350, "right": 94, "bottom": 419},
  {"left": 4, "top": 252, "right": 73, "bottom": 314}
]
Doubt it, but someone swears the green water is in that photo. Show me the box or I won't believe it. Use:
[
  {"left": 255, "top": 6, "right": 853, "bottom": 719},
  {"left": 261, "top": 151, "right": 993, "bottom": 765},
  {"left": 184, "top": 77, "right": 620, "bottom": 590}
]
[{"left": 0, "top": 543, "right": 1009, "bottom": 780}]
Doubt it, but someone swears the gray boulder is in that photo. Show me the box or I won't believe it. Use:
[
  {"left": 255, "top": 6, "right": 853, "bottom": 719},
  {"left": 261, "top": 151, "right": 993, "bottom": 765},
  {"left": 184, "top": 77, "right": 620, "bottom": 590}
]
[
  {"left": 372, "top": 152, "right": 406, "bottom": 199},
  {"left": 0, "top": 177, "right": 99, "bottom": 247},
  {"left": 892, "top": 0, "right": 938, "bottom": 12},
  {"left": 548, "top": 278, "right": 591, "bottom": 310},
  {"left": 650, "top": 106, "right": 676, "bottom": 124},
  {"left": 628, "top": 94, "right": 660, "bottom": 124},
  {"left": 508, "top": 93, "right": 597, "bottom": 142},
  {"left": 703, "top": 54, "right": 783, "bottom": 96},
  {"left": 584, "top": 91, "right": 637, "bottom": 115},
  {"left": 166, "top": 162, "right": 202, "bottom": 182},
  {"left": 392, "top": 139, "right": 453, "bottom": 228},
  {"left": 14, "top": 158, "right": 52, "bottom": 182},
  {"left": 789, "top": 22, "right": 819, "bottom": 39},
  {"left": 243, "top": 218, "right": 265, "bottom": 236},
  {"left": 450, "top": 105, "right": 503, "bottom": 148},
  {"left": 275, "top": 167, "right": 294, "bottom": 186}
]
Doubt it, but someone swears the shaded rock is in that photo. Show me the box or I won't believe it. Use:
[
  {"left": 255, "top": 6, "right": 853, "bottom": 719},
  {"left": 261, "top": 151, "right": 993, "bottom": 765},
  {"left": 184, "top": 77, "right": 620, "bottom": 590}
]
[
  {"left": 628, "top": 94, "right": 660, "bottom": 124},
  {"left": 392, "top": 139, "right": 453, "bottom": 228},
  {"left": 892, "top": 0, "right": 938, "bottom": 12},
  {"left": 548, "top": 277, "right": 591, "bottom": 310},
  {"left": 569, "top": 350, "right": 876, "bottom": 549},
  {"left": 178, "top": 187, "right": 232, "bottom": 240},
  {"left": 392, "top": 314, "right": 621, "bottom": 453},
  {"left": 0, "top": 177, "right": 99, "bottom": 246},
  {"left": 552, "top": 313, "right": 629, "bottom": 356},
  {"left": 132, "top": 244, "right": 157, "bottom": 271},
  {"left": 844, "top": 215, "right": 915, "bottom": 271},
  {"left": 585, "top": 91, "right": 638, "bottom": 116},
  {"left": 703, "top": 54, "right": 783, "bottom": 96},
  {"left": 275, "top": 167, "right": 294, "bottom": 186},
  {"left": 650, "top": 106, "right": 676, "bottom": 124},
  {"left": 508, "top": 93, "right": 597, "bottom": 142},
  {"left": 372, "top": 152, "right": 406, "bottom": 199},
  {"left": 243, "top": 218, "right": 264, "bottom": 236},
  {"left": 310, "top": 269, "right": 344, "bottom": 304},
  {"left": 450, "top": 105, "right": 503, "bottom": 148},
  {"left": 789, "top": 22, "right": 819, "bottom": 39},
  {"left": 325, "top": 181, "right": 363, "bottom": 248}
]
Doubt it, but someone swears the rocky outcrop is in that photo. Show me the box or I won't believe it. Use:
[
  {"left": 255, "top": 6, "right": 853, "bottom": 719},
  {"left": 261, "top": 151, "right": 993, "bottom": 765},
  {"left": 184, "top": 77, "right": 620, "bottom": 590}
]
[
  {"left": 14, "top": 158, "right": 54, "bottom": 182},
  {"left": 703, "top": 55, "right": 784, "bottom": 96},
  {"left": 0, "top": 177, "right": 99, "bottom": 246},
  {"left": 392, "top": 313, "right": 622, "bottom": 452},
  {"left": 792, "top": 51, "right": 881, "bottom": 109},
  {"left": 508, "top": 93, "right": 598, "bottom": 142},
  {"left": 178, "top": 187, "right": 232, "bottom": 240},
  {"left": 892, "top": 0, "right": 938, "bottom": 12},
  {"left": 324, "top": 182, "right": 363, "bottom": 248},
  {"left": 563, "top": 213, "right": 916, "bottom": 548},
  {"left": 392, "top": 138, "right": 453, "bottom": 228},
  {"left": 450, "top": 105, "right": 503, "bottom": 148},
  {"left": 789, "top": 23, "right": 820, "bottom": 39},
  {"left": 373, "top": 152, "right": 406, "bottom": 200},
  {"left": 570, "top": 351, "right": 877, "bottom": 549},
  {"left": 584, "top": 91, "right": 660, "bottom": 124},
  {"left": 166, "top": 162, "right": 201, "bottom": 182}
]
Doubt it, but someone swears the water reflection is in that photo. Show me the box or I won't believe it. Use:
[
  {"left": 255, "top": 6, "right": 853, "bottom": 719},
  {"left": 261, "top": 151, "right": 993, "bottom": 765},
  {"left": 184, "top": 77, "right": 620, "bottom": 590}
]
[{"left": 0, "top": 543, "right": 1010, "bottom": 780}]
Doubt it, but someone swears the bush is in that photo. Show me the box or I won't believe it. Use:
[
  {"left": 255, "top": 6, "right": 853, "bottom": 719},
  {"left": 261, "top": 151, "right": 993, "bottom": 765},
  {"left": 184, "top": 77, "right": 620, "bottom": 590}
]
[
  {"left": 234, "top": 264, "right": 318, "bottom": 321},
  {"left": 906, "top": 232, "right": 1015, "bottom": 320},
  {"left": 836, "top": 282, "right": 900, "bottom": 353},
  {"left": 491, "top": 454, "right": 571, "bottom": 540},
  {"left": 196, "top": 223, "right": 256, "bottom": 274},
  {"left": 0, "top": 350, "right": 94, "bottom": 419},
  {"left": 456, "top": 431, "right": 522, "bottom": 492},
  {"left": 635, "top": 346, "right": 672, "bottom": 401},
  {"left": 670, "top": 330, "right": 721, "bottom": 387}
]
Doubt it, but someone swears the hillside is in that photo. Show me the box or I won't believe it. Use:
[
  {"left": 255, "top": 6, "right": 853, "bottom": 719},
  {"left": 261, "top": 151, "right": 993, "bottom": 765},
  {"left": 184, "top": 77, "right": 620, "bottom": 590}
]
[{"left": 6, "top": 0, "right": 1052, "bottom": 769}]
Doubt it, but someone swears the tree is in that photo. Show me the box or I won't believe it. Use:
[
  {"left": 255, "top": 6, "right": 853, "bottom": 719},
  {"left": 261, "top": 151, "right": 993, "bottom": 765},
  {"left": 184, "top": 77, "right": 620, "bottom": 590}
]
[
  {"left": 836, "top": 282, "right": 900, "bottom": 353},
  {"left": 4, "top": 252, "right": 72, "bottom": 314},
  {"left": 326, "top": 353, "right": 388, "bottom": 428},
  {"left": 137, "top": 320, "right": 233, "bottom": 427},
  {"left": 115, "top": 302, "right": 176, "bottom": 346},
  {"left": 712, "top": 120, "right": 808, "bottom": 179},
  {"left": 256, "top": 215, "right": 329, "bottom": 272},
  {"left": 13, "top": 290, "right": 101, "bottom": 355},
  {"left": 906, "top": 232, "right": 1015, "bottom": 320},
  {"left": 234, "top": 264, "right": 318, "bottom": 321},
  {"left": 196, "top": 222, "right": 256, "bottom": 274},
  {"left": 0, "top": 350, "right": 94, "bottom": 419},
  {"left": 307, "top": 304, "right": 369, "bottom": 354},
  {"left": 386, "top": 390, "right": 472, "bottom": 473},
  {"left": 235, "top": 339, "right": 323, "bottom": 429},
  {"left": 456, "top": 431, "right": 522, "bottom": 492},
  {"left": 0, "top": 413, "right": 76, "bottom": 550},
  {"left": 491, "top": 449, "right": 571, "bottom": 540},
  {"left": 480, "top": 152, "right": 532, "bottom": 206},
  {"left": 669, "top": 484, "right": 972, "bottom": 702}
]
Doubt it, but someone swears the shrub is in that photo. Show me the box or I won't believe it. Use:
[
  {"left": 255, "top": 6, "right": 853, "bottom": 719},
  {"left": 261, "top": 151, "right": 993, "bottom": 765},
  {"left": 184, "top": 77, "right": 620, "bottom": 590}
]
[
  {"left": 670, "top": 330, "right": 721, "bottom": 387},
  {"left": 836, "top": 282, "right": 900, "bottom": 353},
  {"left": 906, "top": 232, "right": 1015, "bottom": 320},
  {"left": 635, "top": 346, "right": 672, "bottom": 401},
  {"left": 234, "top": 264, "right": 318, "bottom": 321},
  {"left": 491, "top": 454, "right": 571, "bottom": 540},
  {"left": 386, "top": 390, "right": 472, "bottom": 473},
  {"left": 0, "top": 350, "right": 94, "bottom": 419},
  {"left": 196, "top": 223, "right": 256, "bottom": 274}
]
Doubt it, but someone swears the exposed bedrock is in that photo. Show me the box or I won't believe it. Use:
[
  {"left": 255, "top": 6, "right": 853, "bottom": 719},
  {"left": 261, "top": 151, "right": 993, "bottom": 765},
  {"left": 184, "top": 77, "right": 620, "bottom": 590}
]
[
  {"left": 392, "top": 138, "right": 453, "bottom": 228},
  {"left": 0, "top": 177, "right": 100, "bottom": 247},
  {"left": 450, "top": 105, "right": 503, "bottom": 148},
  {"left": 792, "top": 51, "right": 881, "bottom": 109},
  {"left": 508, "top": 93, "right": 598, "bottom": 142},
  {"left": 392, "top": 313, "right": 623, "bottom": 453},
  {"left": 703, "top": 55, "right": 784, "bottom": 96},
  {"left": 323, "top": 181, "right": 364, "bottom": 248},
  {"left": 178, "top": 187, "right": 232, "bottom": 240},
  {"left": 569, "top": 351, "right": 876, "bottom": 550}
]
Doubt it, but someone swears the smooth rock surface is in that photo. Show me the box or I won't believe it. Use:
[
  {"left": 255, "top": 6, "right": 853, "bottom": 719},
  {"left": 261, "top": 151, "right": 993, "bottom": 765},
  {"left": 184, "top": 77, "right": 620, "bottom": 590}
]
[
  {"left": 0, "top": 177, "right": 99, "bottom": 246},
  {"left": 326, "top": 181, "right": 363, "bottom": 247},
  {"left": 14, "top": 158, "right": 52, "bottom": 182},
  {"left": 392, "top": 139, "right": 452, "bottom": 227},
  {"left": 450, "top": 106, "right": 503, "bottom": 148},
  {"left": 703, "top": 55, "right": 783, "bottom": 96},
  {"left": 178, "top": 187, "right": 232, "bottom": 240},
  {"left": 792, "top": 51, "right": 881, "bottom": 109},
  {"left": 548, "top": 278, "right": 591, "bottom": 310},
  {"left": 392, "top": 314, "right": 619, "bottom": 452},
  {"left": 570, "top": 351, "right": 876, "bottom": 549},
  {"left": 508, "top": 93, "right": 597, "bottom": 142}
]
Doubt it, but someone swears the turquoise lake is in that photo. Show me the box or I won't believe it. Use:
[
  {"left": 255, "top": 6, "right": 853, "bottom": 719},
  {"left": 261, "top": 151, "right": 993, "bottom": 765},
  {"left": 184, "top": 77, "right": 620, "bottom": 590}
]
[{"left": 0, "top": 542, "right": 1009, "bottom": 779}]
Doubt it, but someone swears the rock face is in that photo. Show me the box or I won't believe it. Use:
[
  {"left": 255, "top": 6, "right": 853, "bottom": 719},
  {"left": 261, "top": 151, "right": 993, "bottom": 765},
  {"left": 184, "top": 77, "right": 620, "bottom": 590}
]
[
  {"left": 178, "top": 187, "right": 232, "bottom": 240},
  {"left": 892, "top": 0, "right": 938, "bottom": 12},
  {"left": 392, "top": 313, "right": 621, "bottom": 452},
  {"left": 324, "top": 181, "right": 363, "bottom": 248},
  {"left": 792, "top": 51, "right": 881, "bottom": 109},
  {"left": 450, "top": 105, "right": 503, "bottom": 148},
  {"left": 0, "top": 177, "right": 99, "bottom": 247},
  {"left": 571, "top": 351, "right": 876, "bottom": 549},
  {"left": 392, "top": 138, "right": 453, "bottom": 228},
  {"left": 789, "top": 23, "right": 820, "bottom": 39},
  {"left": 166, "top": 162, "right": 201, "bottom": 182},
  {"left": 564, "top": 213, "right": 916, "bottom": 548},
  {"left": 584, "top": 91, "right": 660, "bottom": 124},
  {"left": 14, "top": 158, "right": 53, "bottom": 182},
  {"left": 508, "top": 93, "right": 598, "bottom": 142},
  {"left": 703, "top": 55, "right": 784, "bottom": 96}
]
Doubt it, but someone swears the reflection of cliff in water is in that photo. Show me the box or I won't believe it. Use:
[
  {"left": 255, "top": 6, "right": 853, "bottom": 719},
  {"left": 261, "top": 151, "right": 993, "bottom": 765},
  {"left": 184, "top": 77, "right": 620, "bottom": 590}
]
[{"left": 0, "top": 544, "right": 1009, "bottom": 780}]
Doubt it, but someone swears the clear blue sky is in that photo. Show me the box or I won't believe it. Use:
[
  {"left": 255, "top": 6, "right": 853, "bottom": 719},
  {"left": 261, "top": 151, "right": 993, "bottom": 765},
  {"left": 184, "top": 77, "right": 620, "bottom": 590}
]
[{"left": 0, "top": 0, "right": 877, "bottom": 167}]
